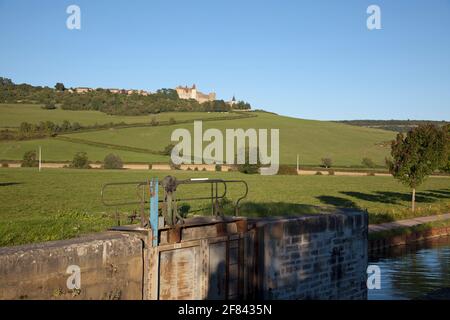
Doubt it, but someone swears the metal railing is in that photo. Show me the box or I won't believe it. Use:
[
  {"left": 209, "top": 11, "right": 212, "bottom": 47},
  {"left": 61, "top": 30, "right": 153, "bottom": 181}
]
[{"left": 100, "top": 177, "right": 248, "bottom": 227}]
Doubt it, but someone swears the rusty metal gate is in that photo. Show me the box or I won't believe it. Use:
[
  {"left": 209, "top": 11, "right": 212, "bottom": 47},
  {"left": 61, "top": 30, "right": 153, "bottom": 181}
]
[{"left": 146, "top": 219, "right": 251, "bottom": 300}]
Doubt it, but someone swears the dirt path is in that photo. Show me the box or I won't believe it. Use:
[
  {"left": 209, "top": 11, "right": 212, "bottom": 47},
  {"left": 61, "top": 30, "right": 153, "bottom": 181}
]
[
  {"left": 3, "top": 162, "right": 450, "bottom": 178},
  {"left": 369, "top": 213, "right": 450, "bottom": 233}
]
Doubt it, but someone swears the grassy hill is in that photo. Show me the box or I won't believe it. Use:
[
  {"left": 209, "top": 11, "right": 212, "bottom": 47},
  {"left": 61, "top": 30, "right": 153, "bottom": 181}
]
[
  {"left": 0, "top": 105, "right": 396, "bottom": 166},
  {"left": 0, "top": 103, "right": 229, "bottom": 128},
  {"left": 63, "top": 112, "right": 395, "bottom": 166}
]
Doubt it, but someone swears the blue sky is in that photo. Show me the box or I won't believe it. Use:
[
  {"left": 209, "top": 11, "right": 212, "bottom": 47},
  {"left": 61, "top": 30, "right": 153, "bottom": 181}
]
[{"left": 1, "top": 0, "right": 449, "bottom": 120}]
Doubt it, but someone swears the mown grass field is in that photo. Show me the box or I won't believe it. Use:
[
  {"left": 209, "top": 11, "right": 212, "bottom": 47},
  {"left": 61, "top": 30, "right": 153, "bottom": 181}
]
[
  {"left": 0, "top": 104, "right": 245, "bottom": 162},
  {"left": 1, "top": 168, "right": 449, "bottom": 246},
  {"left": 0, "top": 138, "right": 168, "bottom": 162},
  {"left": 0, "top": 103, "right": 229, "bottom": 127},
  {"left": 0, "top": 110, "right": 395, "bottom": 166},
  {"left": 64, "top": 112, "right": 395, "bottom": 166}
]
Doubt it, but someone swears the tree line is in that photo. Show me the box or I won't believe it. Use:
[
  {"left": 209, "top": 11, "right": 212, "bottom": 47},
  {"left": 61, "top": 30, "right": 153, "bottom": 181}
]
[
  {"left": 1, "top": 120, "right": 86, "bottom": 140},
  {"left": 337, "top": 119, "right": 450, "bottom": 133},
  {"left": 0, "top": 77, "right": 252, "bottom": 115}
]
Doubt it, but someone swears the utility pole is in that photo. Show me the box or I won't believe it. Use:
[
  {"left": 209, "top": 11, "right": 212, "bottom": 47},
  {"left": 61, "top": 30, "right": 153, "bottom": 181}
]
[{"left": 38, "top": 146, "right": 41, "bottom": 172}]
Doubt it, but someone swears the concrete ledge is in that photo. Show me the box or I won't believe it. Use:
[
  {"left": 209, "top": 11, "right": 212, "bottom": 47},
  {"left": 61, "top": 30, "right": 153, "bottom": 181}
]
[{"left": 0, "top": 231, "right": 144, "bottom": 300}]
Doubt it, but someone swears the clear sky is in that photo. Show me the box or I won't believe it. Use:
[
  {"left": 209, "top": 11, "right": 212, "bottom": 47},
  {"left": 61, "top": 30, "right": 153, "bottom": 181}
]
[{"left": 1, "top": 0, "right": 449, "bottom": 120}]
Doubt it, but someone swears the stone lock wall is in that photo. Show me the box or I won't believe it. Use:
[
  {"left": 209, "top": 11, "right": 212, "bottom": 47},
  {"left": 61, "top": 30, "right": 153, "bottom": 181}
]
[
  {"left": 0, "top": 211, "right": 368, "bottom": 300},
  {"left": 0, "top": 232, "right": 143, "bottom": 300},
  {"left": 258, "top": 212, "right": 368, "bottom": 299}
]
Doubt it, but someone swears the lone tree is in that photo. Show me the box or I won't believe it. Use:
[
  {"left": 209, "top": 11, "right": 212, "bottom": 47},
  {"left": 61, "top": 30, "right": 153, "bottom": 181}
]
[
  {"left": 362, "top": 157, "right": 376, "bottom": 168},
  {"left": 387, "top": 124, "right": 448, "bottom": 212},
  {"left": 321, "top": 158, "right": 333, "bottom": 168},
  {"left": 103, "top": 153, "right": 123, "bottom": 169},
  {"left": 55, "top": 83, "right": 65, "bottom": 91},
  {"left": 237, "top": 147, "right": 261, "bottom": 174},
  {"left": 70, "top": 152, "right": 90, "bottom": 169},
  {"left": 42, "top": 102, "right": 56, "bottom": 110},
  {"left": 21, "top": 150, "right": 38, "bottom": 167}
]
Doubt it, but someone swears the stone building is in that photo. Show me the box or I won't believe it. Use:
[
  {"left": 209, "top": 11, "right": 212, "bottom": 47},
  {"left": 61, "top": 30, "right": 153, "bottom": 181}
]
[
  {"left": 74, "top": 87, "right": 93, "bottom": 94},
  {"left": 227, "top": 95, "right": 237, "bottom": 106},
  {"left": 175, "top": 84, "right": 216, "bottom": 103}
]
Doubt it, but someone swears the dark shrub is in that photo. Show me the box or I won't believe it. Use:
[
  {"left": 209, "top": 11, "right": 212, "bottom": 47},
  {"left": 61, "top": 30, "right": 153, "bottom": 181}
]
[
  {"left": 321, "top": 158, "right": 333, "bottom": 168},
  {"left": 362, "top": 157, "right": 376, "bottom": 168},
  {"left": 21, "top": 150, "right": 38, "bottom": 167},
  {"left": 1, "top": 162, "right": 9, "bottom": 168},
  {"left": 162, "top": 143, "right": 175, "bottom": 156},
  {"left": 70, "top": 152, "right": 90, "bottom": 169},
  {"left": 42, "top": 102, "right": 56, "bottom": 110},
  {"left": 178, "top": 203, "right": 191, "bottom": 218},
  {"left": 328, "top": 170, "right": 335, "bottom": 176},
  {"left": 237, "top": 163, "right": 260, "bottom": 174},
  {"left": 315, "top": 171, "right": 323, "bottom": 175},
  {"left": 215, "top": 164, "right": 222, "bottom": 172},
  {"left": 103, "top": 154, "right": 123, "bottom": 169},
  {"left": 148, "top": 164, "right": 153, "bottom": 170},
  {"left": 150, "top": 117, "right": 159, "bottom": 126}
]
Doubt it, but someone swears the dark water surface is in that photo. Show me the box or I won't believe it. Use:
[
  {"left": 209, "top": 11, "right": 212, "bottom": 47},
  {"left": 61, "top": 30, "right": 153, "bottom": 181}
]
[{"left": 368, "top": 236, "right": 450, "bottom": 300}]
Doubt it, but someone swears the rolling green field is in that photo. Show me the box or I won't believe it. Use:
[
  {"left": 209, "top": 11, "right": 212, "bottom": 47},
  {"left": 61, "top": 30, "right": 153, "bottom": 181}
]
[
  {"left": 65, "top": 111, "right": 395, "bottom": 166},
  {"left": 1, "top": 168, "right": 449, "bottom": 246},
  {"left": 0, "top": 138, "right": 167, "bottom": 162},
  {"left": 0, "top": 103, "right": 230, "bottom": 127},
  {"left": 0, "top": 109, "right": 396, "bottom": 166},
  {"left": 3, "top": 104, "right": 444, "bottom": 248}
]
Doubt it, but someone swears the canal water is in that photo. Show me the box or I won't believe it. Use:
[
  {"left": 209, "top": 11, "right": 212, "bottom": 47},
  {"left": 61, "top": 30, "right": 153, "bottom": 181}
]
[{"left": 368, "top": 236, "right": 450, "bottom": 300}]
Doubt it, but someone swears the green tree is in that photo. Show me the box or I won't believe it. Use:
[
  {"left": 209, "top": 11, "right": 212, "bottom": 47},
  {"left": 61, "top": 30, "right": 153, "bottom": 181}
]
[
  {"left": 150, "top": 117, "right": 159, "bottom": 126},
  {"left": 156, "top": 88, "right": 179, "bottom": 100},
  {"left": 70, "top": 152, "right": 90, "bottom": 169},
  {"left": 0, "top": 77, "right": 13, "bottom": 86},
  {"left": 21, "top": 150, "right": 38, "bottom": 167},
  {"left": 362, "top": 157, "right": 376, "bottom": 168},
  {"left": 55, "top": 83, "right": 66, "bottom": 91},
  {"left": 387, "top": 124, "right": 448, "bottom": 211},
  {"left": 103, "top": 153, "right": 123, "bottom": 169},
  {"left": 237, "top": 147, "right": 261, "bottom": 174},
  {"left": 42, "top": 102, "right": 56, "bottom": 110},
  {"left": 61, "top": 120, "right": 72, "bottom": 132},
  {"left": 440, "top": 124, "right": 450, "bottom": 173},
  {"left": 321, "top": 158, "right": 333, "bottom": 168},
  {"left": 19, "top": 122, "right": 33, "bottom": 137},
  {"left": 162, "top": 143, "right": 175, "bottom": 156},
  {"left": 72, "top": 122, "right": 82, "bottom": 131}
]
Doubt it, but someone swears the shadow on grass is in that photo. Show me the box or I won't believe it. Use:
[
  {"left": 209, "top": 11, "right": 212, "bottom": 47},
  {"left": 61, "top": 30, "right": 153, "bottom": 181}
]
[
  {"left": 316, "top": 195, "right": 358, "bottom": 209},
  {"left": 227, "top": 202, "right": 333, "bottom": 218},
  {"left": 316, "top": 194, "right": 396, "bottom": 223},
  {"left": 426, "top": 189, "right": 450, "bottom": 197},
  {"left": 0, "top": 182, "right": 22, "bottom": 187},
  {"left": 340, "top": 191, "right": 439, "bottom": 205}
]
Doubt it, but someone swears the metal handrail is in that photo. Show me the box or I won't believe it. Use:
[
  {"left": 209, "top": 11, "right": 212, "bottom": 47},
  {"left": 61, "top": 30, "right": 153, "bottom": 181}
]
[
  {"left": 100, "top": 177, "right": 248, "bottom": 220},
  {"left": 101, "top": 181, "right": 148, "bottom": 207}
]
